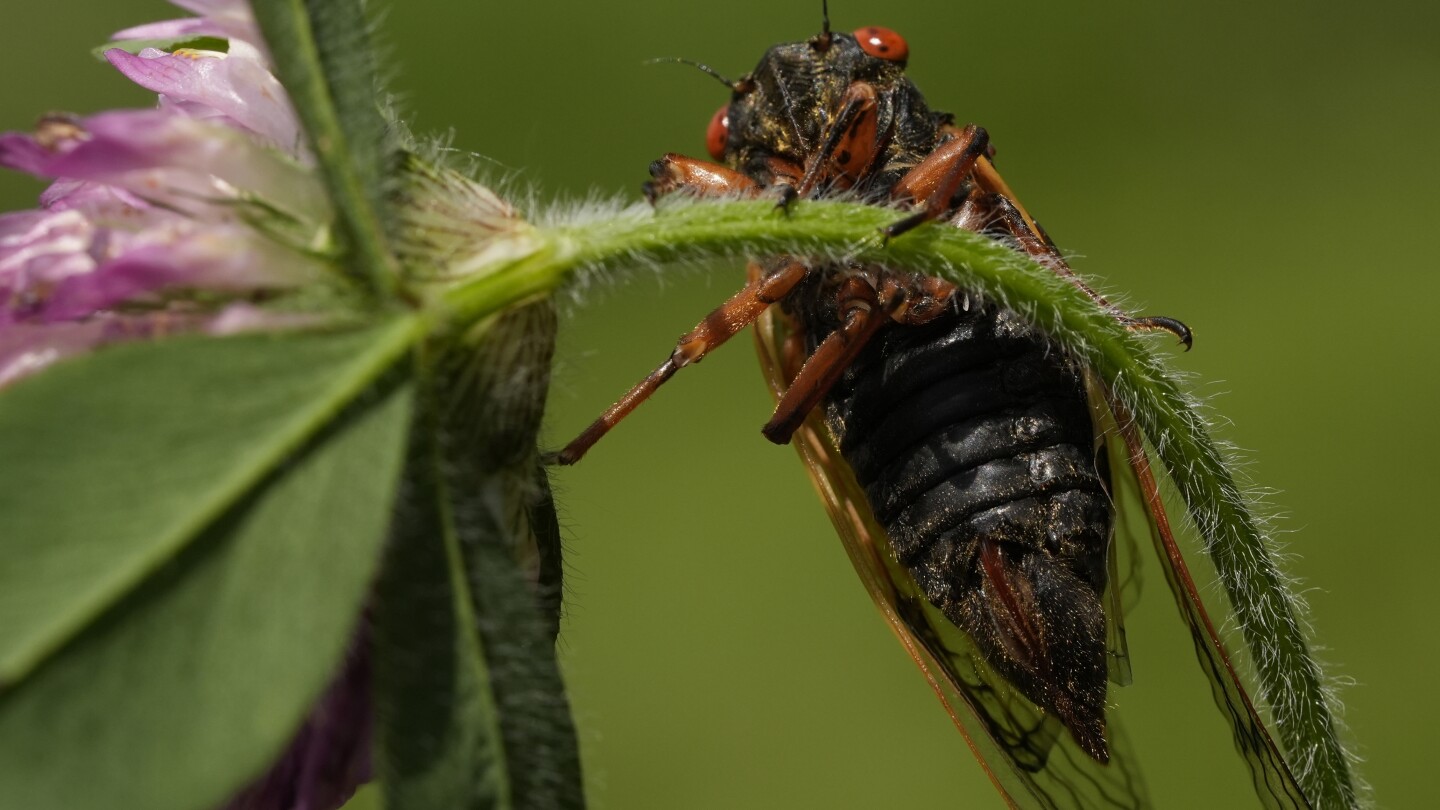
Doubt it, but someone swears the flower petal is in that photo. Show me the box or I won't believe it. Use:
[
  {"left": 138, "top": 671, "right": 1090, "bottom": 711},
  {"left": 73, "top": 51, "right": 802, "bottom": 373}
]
[
  {"left": 110, "top": 19, "right": 221, "bottom": 42},
  {"left": 0, "top": 321, "right": 112, "bottom": 387},
  {"left": 4, "top": 175, "right": 324, "bottom": 328},
  {"left": 41, "top": 226, "right": 321, "bottom": 323},
  {"left": 37, "top": 178, "right": 149, "bottom": 212},
  {"left": 0, "top": 112, "right": 328, "bottom": 224},
  {"left": 0, "top": 209, "right": 96, "bottom": 327},
  {"left": 0, "top": 0, "right": 354, "bottom": 392},
  {"left": 104, "top": 43, "right": 303, "bottom": 155},
  {"left": 0, "top": 298, "right": 335, "bottom": 390},
  {"left": 156, "top": 1, "right": 267, "bottom": 59},
  {"left": 0, "top": 313, "right": 203, "bottom": 388},
  {"left": 206, "top": 303, "right": 328, "bottom": 335}
]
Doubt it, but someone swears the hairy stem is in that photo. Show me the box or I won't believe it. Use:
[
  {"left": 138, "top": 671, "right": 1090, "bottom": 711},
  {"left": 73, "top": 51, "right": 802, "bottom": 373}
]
[{"left": 441, "top": 196, "right": 1359, "bottom": 807}]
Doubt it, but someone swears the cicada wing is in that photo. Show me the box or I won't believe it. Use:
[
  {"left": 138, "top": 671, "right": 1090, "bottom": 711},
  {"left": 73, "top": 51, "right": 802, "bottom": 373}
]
[
  {"left": 754, "top": 305, "right": 1150, "bottom": 810},
  {"left": 1091, "top": 399, "right": 1141, "bottom": 690},
  {"left": 1101, "top": 528, "right": 1137, "bottom": 688},
  {"left": 1083, "top": 371, "right": 1311, "bottom": 810}
]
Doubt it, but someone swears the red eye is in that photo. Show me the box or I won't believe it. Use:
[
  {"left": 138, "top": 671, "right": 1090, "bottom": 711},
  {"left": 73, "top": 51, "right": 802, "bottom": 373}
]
[
  {"left": 853, "top": 26, "right": 909, "bottom": 63},
  {"left": 705, "top": 105, "right": 730, "bottom": 160}
]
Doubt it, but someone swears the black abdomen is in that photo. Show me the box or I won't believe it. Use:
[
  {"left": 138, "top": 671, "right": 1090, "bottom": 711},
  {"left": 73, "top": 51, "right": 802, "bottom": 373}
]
[
  {"left": 819, "top": 301, "right": 1114, "bottom": 749},
  {"left": 825, "top": 304, "right": 1110, "bottom": 589}
]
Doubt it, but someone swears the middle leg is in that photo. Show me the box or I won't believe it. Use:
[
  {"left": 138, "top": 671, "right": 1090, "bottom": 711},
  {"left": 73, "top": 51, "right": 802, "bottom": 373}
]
[{"left": 557, "top": 258, "right": 809, "bottom": 464}]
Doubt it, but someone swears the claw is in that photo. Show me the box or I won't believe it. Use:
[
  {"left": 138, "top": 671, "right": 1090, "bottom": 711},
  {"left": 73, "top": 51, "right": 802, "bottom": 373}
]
[
  {"left": 882, "top": 208, "right": 930, "bottom": 243},
  {"left": 774, "top": 183, "right": 798, "bottom": 215},
  {"left": 1123, "top": 315, "right": 1193, "bottom": 351}
]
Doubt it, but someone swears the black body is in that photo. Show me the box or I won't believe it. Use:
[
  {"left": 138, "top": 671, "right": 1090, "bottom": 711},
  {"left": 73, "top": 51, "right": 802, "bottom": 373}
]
[
  {"left": 725, "top": 31, "right": 1118, "bottom": 755},
  {"left": 796, "top": 291, "right": 1113, "bottom": 752}
]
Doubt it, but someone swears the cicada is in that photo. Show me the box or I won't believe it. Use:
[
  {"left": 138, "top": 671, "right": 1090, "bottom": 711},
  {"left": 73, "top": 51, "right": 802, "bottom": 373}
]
[{"left": 559, "top": 11, "right": 1309, "bottom": 809}]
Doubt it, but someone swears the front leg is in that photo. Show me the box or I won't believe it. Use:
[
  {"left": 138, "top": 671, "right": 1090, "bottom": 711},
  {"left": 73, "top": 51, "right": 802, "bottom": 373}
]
[
  {"left": 884, "top": 123, "right": 991, "bottom": 240},
  {"left": 796, "top": 81, "right": 883, "bottom": 196},
  {"left": 643, "top": 153, "right": 761, "bottom": 202}
]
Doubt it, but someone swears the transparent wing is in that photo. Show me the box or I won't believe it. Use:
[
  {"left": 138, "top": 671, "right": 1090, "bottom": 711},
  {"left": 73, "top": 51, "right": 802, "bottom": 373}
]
[
  {"left": 1083, "top": 371, "right": 1311, "bottom": 809},
  {"left": 754, "top": 305, "right": 1150, "bottom": 810},
  {"left": 1102, "top": 529, "right": 1137, "bottom": 688},
  {"left": 1094, "top": 408, "right": 1141, "bottom": 690}
]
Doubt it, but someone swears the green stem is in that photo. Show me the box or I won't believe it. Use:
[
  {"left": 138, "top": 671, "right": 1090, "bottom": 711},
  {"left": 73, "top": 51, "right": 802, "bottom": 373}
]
[
  {"left": 440, "top": 196, "right": 1358, "bottom": 807},
  {"left": 251, "top": 0, "right": 396, "bottom": 297}
]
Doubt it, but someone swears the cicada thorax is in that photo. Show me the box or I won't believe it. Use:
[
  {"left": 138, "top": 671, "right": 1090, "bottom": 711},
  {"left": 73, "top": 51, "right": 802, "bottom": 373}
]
[{"left": 783, "top": 266, "right": 1116, "bottom": 761}]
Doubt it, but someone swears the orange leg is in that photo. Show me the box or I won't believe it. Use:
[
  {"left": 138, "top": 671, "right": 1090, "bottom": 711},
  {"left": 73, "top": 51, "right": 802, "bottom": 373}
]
[
  {"left": 968, "top": 185, "right": 1192, "bottom": 349},
  {"left": 643, "top": 153, "right": 760, "bottom": 202},
  {"left": 887, "top": 127, "right": 1192, "bottom": 348},
  {"left": 797, "top": 81, "right": 883, "bottom": 195},
  {"left": 762, "top": 275, "right": 900, "bottom": 445},
  {"left": 557, "top": 259, "right": 809, "bottom": 464},
  {"left": 884, "top": 124, "right": 990, "bottom": 240},
  {"left": 874, "top": 273, "right": 962, "bottom": 328}
]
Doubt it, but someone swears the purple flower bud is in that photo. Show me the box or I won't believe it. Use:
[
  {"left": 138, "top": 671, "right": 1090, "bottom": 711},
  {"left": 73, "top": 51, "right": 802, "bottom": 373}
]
[
  {"left": 0, "top": 1, "right": 334, "bottom": 388},
  {"left": 105, "top": 43, "right": 303, "bottom": 157}
]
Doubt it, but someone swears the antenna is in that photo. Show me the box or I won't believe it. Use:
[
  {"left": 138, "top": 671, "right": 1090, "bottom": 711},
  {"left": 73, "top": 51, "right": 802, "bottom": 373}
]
[
  {"left": 644, "top": 57, "right": 737, "bottom": 91},
  {"left": 813, "top": 1, "right": 833, "bottom": 50}
]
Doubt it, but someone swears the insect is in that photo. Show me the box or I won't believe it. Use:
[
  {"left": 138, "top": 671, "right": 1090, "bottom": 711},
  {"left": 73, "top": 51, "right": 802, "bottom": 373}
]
[{"left": 559, "top": 9, "right": 1309, "bottom": 808}]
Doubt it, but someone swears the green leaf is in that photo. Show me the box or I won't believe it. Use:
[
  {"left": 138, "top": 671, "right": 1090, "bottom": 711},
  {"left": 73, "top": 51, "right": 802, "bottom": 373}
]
[
  {"left": 251, "top": 0, "right": 397, "bottom": 296},
  {"left": 375, "top": 302, "right": 582, "bottom": 810},
  {"left": 0, "top": 317, "right": 418, "bottom": 682},
  {"left": 0, "top": 319, "right": 418, "bottom": 810}
]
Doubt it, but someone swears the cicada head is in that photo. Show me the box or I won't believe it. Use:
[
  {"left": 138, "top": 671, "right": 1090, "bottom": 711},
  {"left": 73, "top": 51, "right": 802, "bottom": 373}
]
[{"left": 716, "top": 26, "right": 940, "bottom": 196}]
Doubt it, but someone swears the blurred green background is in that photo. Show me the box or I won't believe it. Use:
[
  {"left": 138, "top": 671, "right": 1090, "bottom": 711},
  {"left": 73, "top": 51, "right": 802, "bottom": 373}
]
[{"left": 3, "top": 1, "right": 1436, "bottom": 807}]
